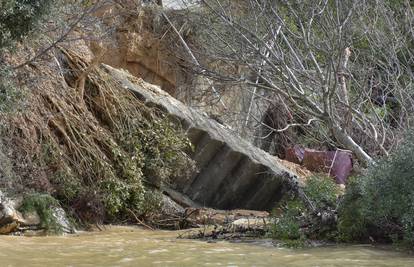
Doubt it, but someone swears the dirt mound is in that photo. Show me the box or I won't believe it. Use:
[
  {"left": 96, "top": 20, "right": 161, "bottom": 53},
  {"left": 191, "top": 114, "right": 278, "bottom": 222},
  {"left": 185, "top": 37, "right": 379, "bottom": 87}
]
[{"left": 276, "top": 159, "right": 312, "bottom": 186}]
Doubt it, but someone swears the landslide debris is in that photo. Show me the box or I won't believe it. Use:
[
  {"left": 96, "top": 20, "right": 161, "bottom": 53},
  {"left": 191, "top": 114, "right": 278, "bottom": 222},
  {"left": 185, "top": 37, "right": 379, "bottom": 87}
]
[{"left": 0, "top": 44, "right": 194, "bottom": 228}]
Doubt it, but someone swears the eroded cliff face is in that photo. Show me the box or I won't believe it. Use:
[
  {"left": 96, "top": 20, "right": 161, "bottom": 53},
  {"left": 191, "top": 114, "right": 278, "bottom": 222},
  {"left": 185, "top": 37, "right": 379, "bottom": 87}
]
[
  {"left": 89, "top": 3, "right": 179, "bottom": 95},
  {"left": 4, "top": 41, "right": 304, "bottom": 217},
  {"left": 87, "top": 2, "right": 266, "bottom": 140},
  {"left": 81, "top": 2, "right": 309, "bottom": 211}
]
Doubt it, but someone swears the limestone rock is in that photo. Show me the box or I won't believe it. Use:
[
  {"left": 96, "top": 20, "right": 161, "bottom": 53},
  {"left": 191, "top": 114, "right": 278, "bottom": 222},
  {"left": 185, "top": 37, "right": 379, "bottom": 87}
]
[
  {"left": 0, "top": 221, "right": 19, "bottom": 234},
  {"left": 0, "top": 191, "right": 24, "bottom": 234},
  {"left": 51, "top": 207, "right": 75, "bottom": 234},
  {"left": 21, "top": 211, "right": 41, "bottom": 226},
  {"left": 0, "top": 190, "right": 75, "bottom": 234},
  {"left": 160, "top": 194, "right": 185, "bottom": 216}
]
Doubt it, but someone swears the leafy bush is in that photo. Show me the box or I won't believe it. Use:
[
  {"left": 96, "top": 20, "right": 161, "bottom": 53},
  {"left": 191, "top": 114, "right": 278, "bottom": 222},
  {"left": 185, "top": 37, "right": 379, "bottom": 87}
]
[
  {"left": 271, "top": 198, "right": 304, "bottom": 241},
  {"left": 19, "top": 193, "right": 62, "bottom": 233},
  {"left": 363, "top": 135, "right": 414, "bottom": 244},
  {"left": 337, "top": 176, "right": 368, "bottom": 242},
  {"left": 339, "top": 131, "right": 414, "bottom": 245},
  {"left": 304, "top": 175, "right": 339, "bottom": 211},
  {"left": 0, "top": 68, "right": 25, "bottom": 113},
  {"left": 0, "top": 0, "right": 53, "bottom": 49},
  {"left": 271, "top": 175, "right": 340, "bottom": 245}
]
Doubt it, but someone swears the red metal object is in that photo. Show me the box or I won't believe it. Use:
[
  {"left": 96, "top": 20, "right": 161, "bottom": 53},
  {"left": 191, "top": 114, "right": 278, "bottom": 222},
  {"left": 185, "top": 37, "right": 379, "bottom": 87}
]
[
  {"left": 285, "top": 146, "right": 353, "bottom": 185},
  {"left": 284, "top": 145, "right": 305, "bottom": 164}
]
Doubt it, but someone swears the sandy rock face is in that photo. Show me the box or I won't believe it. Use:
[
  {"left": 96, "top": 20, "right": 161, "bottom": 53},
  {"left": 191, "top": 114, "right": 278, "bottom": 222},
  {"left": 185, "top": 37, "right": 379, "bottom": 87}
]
[
  {"left": 89, "top": 3, "right": 178, "bottom": 95},
  {"left": 0, "top": 192, "right": 24, "bottom": 234}
]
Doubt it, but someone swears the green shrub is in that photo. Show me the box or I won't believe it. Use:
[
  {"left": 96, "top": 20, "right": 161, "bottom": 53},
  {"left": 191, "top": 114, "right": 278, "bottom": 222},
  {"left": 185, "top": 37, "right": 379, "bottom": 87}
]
[
  {"left": 0, "top": 68, "right": 25, "bottom": 113},
  {"left": 136, "top": 189, "right": 163, "bottom": 216},
  {"left": 303, "top": 175, "right": 340, "bottom": 239},
  {"left": 339, "top": 131, "right": 414, "bottom": 245},
  {"left": 19, "top": 193, "right": 62, "bottom": 233},
  {"left": 271, "top": 198, "right": 305, "bottom": 241},
  {"left": 0, "top": 0, "right": 53, "bottom": 49},
  {"left": 337, "top": 176, "right": 367, "bottom": 242},
  {"left": 363, "top": 133, "right": 414, "bottom": 244},
  {"left": 304, "top": 175, "right": 339, "bottom": 210},
  {"left": 270, "top": 175, "right": 340, "bottom": 244}
]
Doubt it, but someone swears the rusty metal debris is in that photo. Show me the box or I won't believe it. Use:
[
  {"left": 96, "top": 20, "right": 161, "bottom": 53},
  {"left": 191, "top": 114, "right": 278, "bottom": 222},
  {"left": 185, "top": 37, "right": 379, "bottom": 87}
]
[{"left": 285, "top": 146, "right": 353, "bottom": 185}]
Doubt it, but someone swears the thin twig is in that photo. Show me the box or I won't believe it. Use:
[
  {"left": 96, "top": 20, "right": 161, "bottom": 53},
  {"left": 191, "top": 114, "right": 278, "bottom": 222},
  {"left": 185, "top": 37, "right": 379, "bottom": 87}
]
[
  {"left": 153, "top": 1, "right": 227, "bottom": 109},
  {"left": 13, "top": 1, "right": 102, "bottom": 70},
  {"left": 127, "top": 208, "right": 155, "bottom": 231}
]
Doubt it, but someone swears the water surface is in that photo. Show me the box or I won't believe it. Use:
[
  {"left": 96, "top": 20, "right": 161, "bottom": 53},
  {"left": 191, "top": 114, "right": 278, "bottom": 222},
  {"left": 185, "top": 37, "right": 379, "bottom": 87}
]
[{"left": 0, "top": 226, "right": 413, "bottom": 266}]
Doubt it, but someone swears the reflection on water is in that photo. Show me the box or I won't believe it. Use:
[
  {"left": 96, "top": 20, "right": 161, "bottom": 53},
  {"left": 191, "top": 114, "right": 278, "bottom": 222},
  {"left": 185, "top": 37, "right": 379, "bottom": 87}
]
[{"left": 0, "top": 226, "right": 413, "bottom": 267}]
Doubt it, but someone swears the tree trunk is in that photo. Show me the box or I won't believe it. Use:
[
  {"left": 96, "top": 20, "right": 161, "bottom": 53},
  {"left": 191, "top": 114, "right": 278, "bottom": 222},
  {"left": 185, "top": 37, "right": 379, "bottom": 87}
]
[{"left": 331, "top": 123, "right": 374, "bottom": 166}]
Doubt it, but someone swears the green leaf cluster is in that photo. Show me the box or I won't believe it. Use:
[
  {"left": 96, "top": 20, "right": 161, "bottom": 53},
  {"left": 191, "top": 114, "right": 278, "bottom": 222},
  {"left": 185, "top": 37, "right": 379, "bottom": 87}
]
[
  {"left": 0, "top": 0, "right": 53, "bottom": 49},
  {"left": 338, "top": 131, "right": 414, "bottom": 246},
  {"left": 19, "top": 193, "right": 62, "bottom": 234}
]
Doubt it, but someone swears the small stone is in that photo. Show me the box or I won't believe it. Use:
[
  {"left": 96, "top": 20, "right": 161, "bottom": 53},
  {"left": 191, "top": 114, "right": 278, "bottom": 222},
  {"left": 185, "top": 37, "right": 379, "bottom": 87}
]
[
  {"left": 52, "top": 207, "right": 75, "bottom": 234},
  {"left": 0, "top": 221, "right": 19, "bottom": 234},
  {"left": 21, "top": 211, "right": 41, "bottom": 226}
]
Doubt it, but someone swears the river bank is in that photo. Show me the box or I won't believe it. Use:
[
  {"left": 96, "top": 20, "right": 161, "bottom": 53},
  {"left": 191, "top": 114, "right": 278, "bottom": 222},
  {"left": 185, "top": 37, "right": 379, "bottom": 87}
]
[{"left": 1, "top": 226, "right": 413, "bottom": 267}]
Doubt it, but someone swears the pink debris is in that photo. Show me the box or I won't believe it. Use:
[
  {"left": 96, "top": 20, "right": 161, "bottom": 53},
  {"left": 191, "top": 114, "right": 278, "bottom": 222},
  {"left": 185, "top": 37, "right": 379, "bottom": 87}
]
[
  {"left": 284, "top": 146, "right": 353, "bottom": 185},
  {"left": 285, "top": 145, "right": 305, "bottom": 164}
]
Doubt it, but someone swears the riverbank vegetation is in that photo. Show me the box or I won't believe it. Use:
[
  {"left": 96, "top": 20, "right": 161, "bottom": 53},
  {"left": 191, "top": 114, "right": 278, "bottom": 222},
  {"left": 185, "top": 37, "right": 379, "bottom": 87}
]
[
  {"left": 270, "top": 175, "right": 340, "bottom": 247},
  {"left": 269, "top": 133, "right": 414, "bottom": 248},
  {"left": 271, "top": 143, "right": 414, "bottom": 248},
  {"left": 0, "top": 0, "right": 194, "bottom": 229},
  {"left": 167, "top": 0, "right": 414, "bottom": 248},
  {"left": 338, "top": 131, "right": 414, "bottom": 247},
  {"left": 1, "top": 0, "right": 414, "bottom": 251}
]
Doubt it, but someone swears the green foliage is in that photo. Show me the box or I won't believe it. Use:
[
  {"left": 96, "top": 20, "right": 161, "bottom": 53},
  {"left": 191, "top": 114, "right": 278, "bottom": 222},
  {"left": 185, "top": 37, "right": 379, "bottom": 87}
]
[
  {"left": 363, "top": 133, "right": 414, "bottom": 244},
  {"left": 271, "top": 175, "right": 340, "bottom": 244},
  {"left": 19, "top": 193, "right": 62, "bottom": 234},
  {"left": 0, "top": 0, "right": 53, "bottom": 49},
  {"left": 271, "top": 198, "right": 305, "bottom": 241},
  {"left": 337, "top": 176, "right": 367, "bottom": 242},
  {"left": 0, "top": 68, "right": 25, "bottom": 113},
  {"left": 304, "top": 175, "right": 340, "bottom": 240},
  {"left": 136, "top": 189, "right": 163, "bottom": 216},
  {"left": 304, "top": 175, "right": 339, "bottom": 210},
  {"left": 339, "top": 131, "right": 414, "bottom": 245},
  {"left": 138, "top": 116, "right": 194, "bottom": 185},
  {"left": 100, "top": 176, "right": 139, "bottom": 217}
]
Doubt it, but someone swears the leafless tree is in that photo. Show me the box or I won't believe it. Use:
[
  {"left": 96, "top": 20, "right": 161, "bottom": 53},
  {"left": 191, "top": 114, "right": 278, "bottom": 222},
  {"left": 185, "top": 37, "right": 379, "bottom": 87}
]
[{"left": 167, "top": 0, "right": 414, "bottom": 165}]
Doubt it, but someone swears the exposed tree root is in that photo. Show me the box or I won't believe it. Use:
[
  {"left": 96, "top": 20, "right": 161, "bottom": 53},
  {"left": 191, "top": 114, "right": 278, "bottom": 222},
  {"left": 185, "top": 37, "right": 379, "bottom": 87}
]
[{"left": 1, "top": 46, "right": 194, "bottom": 226}]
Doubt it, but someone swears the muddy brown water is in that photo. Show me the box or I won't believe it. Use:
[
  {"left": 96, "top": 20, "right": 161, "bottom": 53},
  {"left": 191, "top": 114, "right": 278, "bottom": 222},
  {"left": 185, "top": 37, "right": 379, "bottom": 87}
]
[{"left": 0, "top": 226, "right": 413, "bottom": 266}]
